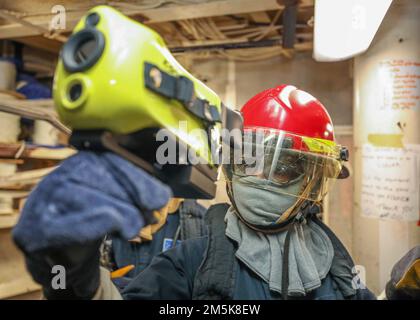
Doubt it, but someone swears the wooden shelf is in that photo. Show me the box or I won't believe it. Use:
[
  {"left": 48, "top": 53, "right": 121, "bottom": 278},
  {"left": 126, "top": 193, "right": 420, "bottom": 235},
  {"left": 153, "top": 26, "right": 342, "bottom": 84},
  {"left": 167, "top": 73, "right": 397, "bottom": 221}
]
[
  {"left": 0, "top": 229, "right": 41, "bottom": 299},
  {"left": 0, "top": 98, "right": 70, "bottom": 135},
  {"left": 0, "top": 167, "right": 57, "bottom": 189},
  {"left": 0, "top": 190, "right": 29, "bottom": 198},
  {"left": 0, "top": 143, "right": 76, "bottom": 160},
  {"left": 0, "top": 212, "right": 19, "bottom": 229},
  {"left": 0, "top": 276, "right": 41, "bottom": 300}
]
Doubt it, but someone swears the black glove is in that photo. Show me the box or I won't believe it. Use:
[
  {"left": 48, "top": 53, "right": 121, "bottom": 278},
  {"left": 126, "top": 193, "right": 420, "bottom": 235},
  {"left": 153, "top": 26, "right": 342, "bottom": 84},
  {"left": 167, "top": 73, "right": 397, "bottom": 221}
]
[{"left": 24, "top": 240, "right": 102, "bottom": 299}]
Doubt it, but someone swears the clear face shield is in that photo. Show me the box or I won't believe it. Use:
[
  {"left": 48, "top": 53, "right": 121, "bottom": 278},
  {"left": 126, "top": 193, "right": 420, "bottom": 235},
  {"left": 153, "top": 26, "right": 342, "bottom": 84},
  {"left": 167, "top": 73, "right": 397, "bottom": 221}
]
[{"left": 227, "top": 128, "right": 345, "bottom": 203}]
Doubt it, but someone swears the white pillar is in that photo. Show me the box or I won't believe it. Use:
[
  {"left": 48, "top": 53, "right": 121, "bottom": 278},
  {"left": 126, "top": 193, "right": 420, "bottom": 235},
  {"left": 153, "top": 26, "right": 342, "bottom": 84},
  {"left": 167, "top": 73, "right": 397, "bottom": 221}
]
[{"left": 353, "top": 0, "right": 420, "bottom": 294}]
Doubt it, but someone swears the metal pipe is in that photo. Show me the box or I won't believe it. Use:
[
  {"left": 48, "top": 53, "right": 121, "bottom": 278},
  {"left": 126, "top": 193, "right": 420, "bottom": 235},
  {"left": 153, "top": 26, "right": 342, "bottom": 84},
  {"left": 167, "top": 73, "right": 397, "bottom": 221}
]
[
  {"left": 282, "top": 0, "right": 298, "bottom": 48},
  {"left": 170, "top": 36, "right": 311, "bottom": 53}
]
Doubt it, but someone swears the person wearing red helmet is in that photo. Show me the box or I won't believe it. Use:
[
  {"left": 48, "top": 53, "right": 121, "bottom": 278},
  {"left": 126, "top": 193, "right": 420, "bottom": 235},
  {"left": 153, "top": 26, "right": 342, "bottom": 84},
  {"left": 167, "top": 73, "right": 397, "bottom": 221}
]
[
  {"left": 60, "top": 85, "right": 375, "bottom": 300},
  {"left": 18, "top": 85, "right": 377, "bottom": 300},
  {"left": 221, "top": 84, "right": 357, "bottom": 299},
  {"left": 225, "top": 84, "right": 350, "bottom": 232}
]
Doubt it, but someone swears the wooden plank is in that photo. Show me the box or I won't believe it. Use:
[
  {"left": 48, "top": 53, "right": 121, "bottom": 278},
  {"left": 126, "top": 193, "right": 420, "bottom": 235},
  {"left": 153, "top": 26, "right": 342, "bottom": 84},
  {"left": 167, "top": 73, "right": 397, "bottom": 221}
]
[
  {"left": 0, "top": 275, "right": 41, "bottom": 299},
  {"left": 6, "top": 289, "right": 42, "bottom": 300},
  {"left": 0, "top": 190, "right": 29, "bottom": 198},
  {"left": 29, "top": 147, "right": 76, "bottom": 160},
  {"left": 0, "top": 167, "right": 56, "bottom": 189},
  {"left": 0, "top": 143, "right": 76, "bottom": 160},
  {"left": 0, "top": 0, "right": 314, "bottom": 40},
  {"left": 0, "top": 213, "right": 19, "bottom": 229},
  {"left": 250, "top": 12, "right": 272, "bottom": 24},
  {"left": 0, "top": 98, "right": 71, "bottom": 135},
  {"left": 0, "top": 9, "right": 67, "bottom": 42},
  {"left": 0, "top": 229, "right": 41, "bottom": 299},
  {"left": 15, "top": 35, "right": 64, "bottom": 54},
  {"left": 138, "top": 0, "right": 288, "bottom": 24},
  {"left": 0, "top": 159, "right": 24, "bottom": 164}
]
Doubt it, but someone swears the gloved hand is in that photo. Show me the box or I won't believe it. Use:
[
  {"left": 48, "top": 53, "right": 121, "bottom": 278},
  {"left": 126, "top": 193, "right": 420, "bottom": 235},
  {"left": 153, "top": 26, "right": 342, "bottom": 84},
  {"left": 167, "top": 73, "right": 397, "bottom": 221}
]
[
  {"left": 13, "top": 151, "right": 172, "bottom": 299},
  {"left": 23, "top": 241, "right": 102, "bottom": 299},
  {"left": 385, "top": 246, "right": 420, "bottom": 300}
]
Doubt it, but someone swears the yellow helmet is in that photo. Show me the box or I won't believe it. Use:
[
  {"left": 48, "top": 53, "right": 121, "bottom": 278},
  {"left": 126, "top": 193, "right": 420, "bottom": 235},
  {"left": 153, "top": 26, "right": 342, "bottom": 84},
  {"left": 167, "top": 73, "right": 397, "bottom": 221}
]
[{"left": 53, "top": 5, "right": 242, "bottom": 198}]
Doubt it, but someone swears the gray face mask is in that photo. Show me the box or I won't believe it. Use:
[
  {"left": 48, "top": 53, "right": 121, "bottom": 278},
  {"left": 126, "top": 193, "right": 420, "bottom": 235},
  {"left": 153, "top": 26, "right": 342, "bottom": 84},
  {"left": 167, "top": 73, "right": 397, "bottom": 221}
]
[{"left": 231, "top": 175, "right": 304, "bottom": 227}]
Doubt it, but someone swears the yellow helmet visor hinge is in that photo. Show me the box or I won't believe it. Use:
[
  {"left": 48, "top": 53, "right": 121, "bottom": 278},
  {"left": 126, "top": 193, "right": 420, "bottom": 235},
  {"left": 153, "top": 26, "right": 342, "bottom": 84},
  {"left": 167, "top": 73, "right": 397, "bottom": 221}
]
[{"left": 144, "top": 62, "right": 221, "bottom": 124}]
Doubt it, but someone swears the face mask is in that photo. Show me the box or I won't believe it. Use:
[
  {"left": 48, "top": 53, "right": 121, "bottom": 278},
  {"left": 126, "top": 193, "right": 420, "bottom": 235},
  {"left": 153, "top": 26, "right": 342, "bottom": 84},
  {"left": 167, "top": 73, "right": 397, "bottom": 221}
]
[{"left": 231, "top": 175, "right": 303, "bottom": 227}]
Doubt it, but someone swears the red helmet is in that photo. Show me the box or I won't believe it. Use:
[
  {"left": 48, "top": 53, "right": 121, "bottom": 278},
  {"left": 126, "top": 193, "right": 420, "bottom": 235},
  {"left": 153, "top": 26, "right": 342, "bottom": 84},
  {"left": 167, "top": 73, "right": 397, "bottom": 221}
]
[
  {"left": 226, "top": 85, "right": 349, "bottom": 214},
  {"left": 241, "top": 84, "right": 335, "bottom": 142},
  {"left": 224, "top": 85, "right": 349, "bottom": 227},
  {"left": 238, "top": 84, "right": 349, "bottom": 180}
]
